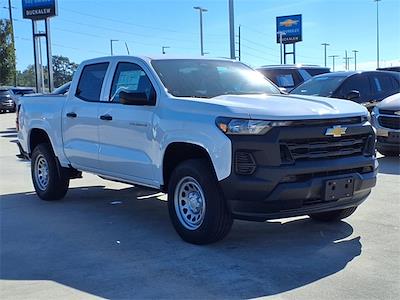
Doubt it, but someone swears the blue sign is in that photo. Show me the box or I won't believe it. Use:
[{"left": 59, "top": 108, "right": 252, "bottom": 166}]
[
  {"left": 22, "top": 0, "right": 58, "bottom": 19},
  {"left": 276, "top": 14, "right": 302, "bottom": 44}
]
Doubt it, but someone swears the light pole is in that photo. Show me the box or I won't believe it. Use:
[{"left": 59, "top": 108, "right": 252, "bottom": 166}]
[
  {"left": 328, "top": 55, "right": 339, "bottom": 71},
  {"left": 162, "top": 46, "right": 170, "bottom": 54},
  {"left": 228, "top": 0, "right": 235, "bottom": 59},
  {"left": 321, "top": 43, "right": 330, "bottom": 67},
  {"left": 193, "top": 6, "right": 207, "bottom": 56},
  {"left": 278, "top": 31, "right": 286, "bottom": 64},
  {"left": 352, "top": 50, "right": 359, "bottom": 70},
  {"left": 374, "top": 0, "right": 381, "bottom": 69},
  {"left": 110, "top": 39, "right": 119, "bottom": 56}
]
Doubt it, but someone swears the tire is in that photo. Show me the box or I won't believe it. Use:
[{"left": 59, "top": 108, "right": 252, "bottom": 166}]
[
  {"left": 309, "top": 206, "right": 357, "bottom": 222},
  {"left": 378, "top": 149, "right": 399, "bottom": 157},
  {"left": 31, "top": 143, "right": 69, "bottom": 200},
  {"left": 167, "top": 159, "right": 233, "bottom": 245}
]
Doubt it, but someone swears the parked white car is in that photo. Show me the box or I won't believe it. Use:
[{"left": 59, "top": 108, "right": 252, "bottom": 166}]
[
  {"left": 371, "top": 93, "right": 400, "bottom": 156},
  {"left": 17, "top": 56, "right": 377, "bottom": 244}
]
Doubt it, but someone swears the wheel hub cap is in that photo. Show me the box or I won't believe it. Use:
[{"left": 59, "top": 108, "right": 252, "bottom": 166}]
[
  {"left": 174, "top": 177, "right": 206, "bottom": 230},
  {"left": 35, "top": 154, "right": 49, "bottom": 191}
]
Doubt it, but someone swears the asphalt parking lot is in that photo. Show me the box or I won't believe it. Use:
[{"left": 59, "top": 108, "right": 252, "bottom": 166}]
[{"left": 0, "top": 112, "right": 399, "bottom": 300}]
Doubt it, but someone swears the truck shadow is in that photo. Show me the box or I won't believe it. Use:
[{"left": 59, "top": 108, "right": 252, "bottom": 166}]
[
  {"left": 377, "top": 156, "right": 400, "bottom": 175},
  {"left": 0, "top": 186, "right": 361, "bottom": 299}
]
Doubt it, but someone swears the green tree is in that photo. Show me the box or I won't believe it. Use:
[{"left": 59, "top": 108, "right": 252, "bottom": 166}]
[
  {"left": 0, "top": 19, "right": 16, "bottom": 86},
  {"left": 17, "top": 65, "right": 36, "bottom": 87},
  {"left": 52, "top": 55, "right": 78, "bottom": 88}
]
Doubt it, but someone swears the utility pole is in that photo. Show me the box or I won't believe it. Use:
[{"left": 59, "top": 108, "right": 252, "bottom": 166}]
[
  {"left": 194, "top": 6, "right": 207, "bottom": 56},
  {"left": 8, "top": 0, "right": 17, "bottom": 86},
  {"left": 110, "top": 39, "right": 118, "bottom": 56},
  {"left": 374, "top": 0, "right": 381, "bottom": 69},
  {"left": 352, "top": 50, "right": 359, "bottom": 70},
  {"left": 237, "top": 25, "right": 241, "bottom": 61},
  {"left": 321, "top": 43, "right": 330, "bottom": 67},
  {"left": 162, "top": 46, "right": 170, "bottom": 54},
  {"left": 228, "top": 0, "right": 235, "bottom": 59},
  {"left": 329, "top": 55, "right": 339, "bottom": 71},
  {"left": 278, "top": 32, "right": 286, "bottom": 64}
]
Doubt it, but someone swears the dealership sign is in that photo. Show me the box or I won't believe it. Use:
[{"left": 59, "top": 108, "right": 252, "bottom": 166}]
[
  {"left": 22, "top": 0, "right": 58, "bottom": 20},
  {"left": 276, "top": 14, "right": 302, "bottom": 44}
]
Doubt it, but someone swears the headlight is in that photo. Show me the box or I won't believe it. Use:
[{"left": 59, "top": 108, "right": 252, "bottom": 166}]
[{"left": 216, "top": 117, "right": 291, "bottom": 135}]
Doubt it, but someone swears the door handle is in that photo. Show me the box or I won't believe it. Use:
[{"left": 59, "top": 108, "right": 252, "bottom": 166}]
[
  {"left": 66, "top": 112, "right": 77, "bottom": 118},
  {"left": 100, "top": 114, "right": 113, "bottom": 121}
]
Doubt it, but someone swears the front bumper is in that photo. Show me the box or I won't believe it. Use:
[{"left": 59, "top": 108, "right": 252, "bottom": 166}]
[
  {"left": 219, "top": 120, "right": 377, "bottom": 221},
  {"left": 220, "top": 157, "right": 376, "bottom": 221}
]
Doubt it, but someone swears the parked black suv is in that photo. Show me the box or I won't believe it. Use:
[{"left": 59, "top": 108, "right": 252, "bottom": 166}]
[
  {"left": 257, "top": 65, "right": 330, "bottom": 92},
  {"left": 0, "top": 89, "right": 17, "bottom": 113},
  {"left": 291, "top": 71, "right": 400, "bottom": 109}
]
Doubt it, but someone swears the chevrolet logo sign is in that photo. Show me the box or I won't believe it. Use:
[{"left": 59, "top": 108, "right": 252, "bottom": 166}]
[
  {"left": 326, "top": 126, "right": 347, "bottom": 137},
  {"left": 395, "top": 111, "right": 400, "bottom": 116},
  {"left": 280, "top": 19, "right": 299, "bottom": 27}
]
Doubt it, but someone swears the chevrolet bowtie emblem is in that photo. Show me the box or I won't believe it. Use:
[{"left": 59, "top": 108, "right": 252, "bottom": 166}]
[
  {"left": 395, "top": 111, "right": 400, "bottom": 116},
  {"left": 326, "top": 125, "right": 347, "bottom": 137}
]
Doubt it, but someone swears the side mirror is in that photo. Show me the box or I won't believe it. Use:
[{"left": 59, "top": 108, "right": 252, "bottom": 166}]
[
  {"left": 278, "top": 87, "right": 289, "bottom": 94},
  {"left": 346, "top": 90, "right": 360, "bottom": 100},
  {"left": 119, "top": 91, "right": 155, "bottom": 106}
]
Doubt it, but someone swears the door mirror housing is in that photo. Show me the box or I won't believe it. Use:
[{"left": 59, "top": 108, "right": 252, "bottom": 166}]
[
  {"left": 119, "top": 91, "right": 155, "bottom": 106},
  {"left": 346, "top": 90, "right": 360, "bottom": 100}
]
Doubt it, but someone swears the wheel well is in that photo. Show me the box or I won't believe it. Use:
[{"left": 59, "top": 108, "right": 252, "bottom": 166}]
[
  {"left": 29, "top": 129, "right": 51, "bottom": 156},
  {"left": 162, "top": 142, "right": 214, "bottom": 191}
]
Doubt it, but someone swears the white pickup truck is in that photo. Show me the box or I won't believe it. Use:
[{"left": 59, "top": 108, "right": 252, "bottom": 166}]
[{"left": 17, "top": 56, "right": 377, "bottom": 244}]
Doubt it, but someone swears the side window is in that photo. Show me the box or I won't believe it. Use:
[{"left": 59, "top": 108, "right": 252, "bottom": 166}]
[
  {"left": 76, "top": 63, "right": 109, "bottom": 102},
  {"left": 371, "top": 74, "right": 396, "bottom": 93},
  {"left": 340, "top": 75, "right": 371, "bottom": 101},
  {"left": 110, "top": 62, "right": 155, "bottom": 103},
  {"left": 276, "top": 74, "right": 295, "bottom": 88}
]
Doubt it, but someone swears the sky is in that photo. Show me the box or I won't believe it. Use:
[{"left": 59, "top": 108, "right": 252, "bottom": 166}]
[{"left": 1, "top": 0, "right": 400, "bottom": 72}]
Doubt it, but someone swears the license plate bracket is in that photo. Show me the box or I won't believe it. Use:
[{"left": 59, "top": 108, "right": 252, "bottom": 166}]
[{"left": 324, "top": 177, "right": 354, "bottom": 201}]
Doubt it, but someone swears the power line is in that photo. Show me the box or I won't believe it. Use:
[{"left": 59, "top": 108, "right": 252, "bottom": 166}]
[{"left": 62, "top": 8, "right": 224, "bottom": 38}]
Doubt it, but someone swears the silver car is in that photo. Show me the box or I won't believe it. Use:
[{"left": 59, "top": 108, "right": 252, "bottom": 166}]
[{"left": 371, "top": 93, "right": 400, "bottom": 156}]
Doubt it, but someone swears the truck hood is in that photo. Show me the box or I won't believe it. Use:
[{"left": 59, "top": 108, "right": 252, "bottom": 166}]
[
  {"left": 376, "top": 93, "right": 400, "bottom": 111},
  {"left": 205, "top": 94, "right": 368, "bottom": 120}
]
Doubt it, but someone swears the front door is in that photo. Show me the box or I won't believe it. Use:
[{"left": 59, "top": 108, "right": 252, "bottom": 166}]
[{"left": 97, "top": 62, "right": 157, "bottom": 185}]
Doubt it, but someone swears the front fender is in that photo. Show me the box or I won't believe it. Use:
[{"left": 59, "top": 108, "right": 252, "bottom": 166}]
[{"left": 157, "top": 128, "right": 232, "bottom": 184}]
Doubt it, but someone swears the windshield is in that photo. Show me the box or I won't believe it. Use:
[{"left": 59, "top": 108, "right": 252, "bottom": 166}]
[
  {"left": 291, "top": 75, "right": 346, "bottom": 97},
  {"left": 151, "top": 59, "right": 280, "bottom": 98}
]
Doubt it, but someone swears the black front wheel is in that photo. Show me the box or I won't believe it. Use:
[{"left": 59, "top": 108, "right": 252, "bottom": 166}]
[
  {"left": 168, "top": 159, "right": 233, "bottom": 245},
  {"left": 309, "top": 206, "right": 357, "bottom": 222},
  {"left": 31, "top": 143, "right": 69, "bottom": 200}
]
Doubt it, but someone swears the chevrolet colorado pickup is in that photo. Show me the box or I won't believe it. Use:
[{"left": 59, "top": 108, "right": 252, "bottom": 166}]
[{"left": 17, "top": 56, "right": 377, "bottom": 244}]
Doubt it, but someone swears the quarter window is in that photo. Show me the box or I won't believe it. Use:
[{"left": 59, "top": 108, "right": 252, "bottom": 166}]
[{"left": 76, "top": 63, "right": 109, "bottom": 102}]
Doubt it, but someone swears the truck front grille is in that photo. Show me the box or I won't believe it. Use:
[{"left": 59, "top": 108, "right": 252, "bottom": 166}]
[
  {"left": 378, "top": 116, "right": 400, "bottom": 130},
  {"left": 281, "top": 134, "right": 372, "bottom": 162}
]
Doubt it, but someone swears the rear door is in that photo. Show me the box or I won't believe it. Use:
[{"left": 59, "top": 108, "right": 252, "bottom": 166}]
[
  {"left": 369, "top": 72, "right": 400, "bottom": 102},
  {"left": 62, "top": 62, "right": 109, "bottom": 171},
  {"left": 97, "top": 61, "right": 157, "bottom": 186}
]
